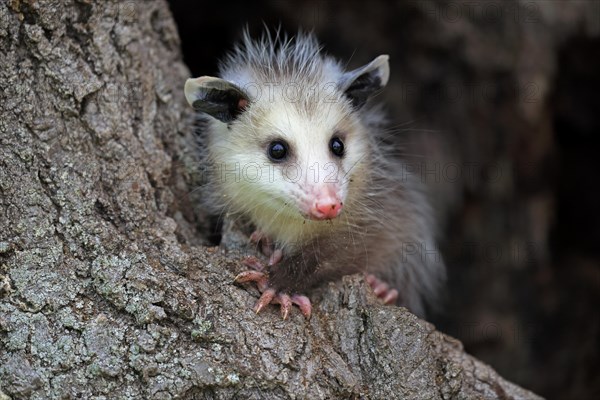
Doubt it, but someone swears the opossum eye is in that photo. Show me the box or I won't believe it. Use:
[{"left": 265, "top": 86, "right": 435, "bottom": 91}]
[
  {"left": 329, "top": 137, "right": 344, "bottom": 157},
  {"left": 268, "top": 141, "right": 288, "bottom": 161}
]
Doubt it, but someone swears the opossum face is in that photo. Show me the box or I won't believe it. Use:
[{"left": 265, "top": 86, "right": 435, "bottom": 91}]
[
  {"left": 185, "top": 51, "right": 389, "bottom": 237},
  {"left": 229, "top": 97, "right": 369, "bottom": 222}
]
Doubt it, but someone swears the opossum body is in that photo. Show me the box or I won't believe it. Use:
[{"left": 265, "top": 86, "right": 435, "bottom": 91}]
[{"left": 184, "top": 31, "right": 444, "bottom": 318}]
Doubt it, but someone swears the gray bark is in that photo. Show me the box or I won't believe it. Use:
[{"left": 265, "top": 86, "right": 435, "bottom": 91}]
[{"left": 0, "top": 1, "right": 542, "bottom": 399}]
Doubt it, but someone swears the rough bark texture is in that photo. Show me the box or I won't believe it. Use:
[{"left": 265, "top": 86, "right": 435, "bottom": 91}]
[
  {"left": 169, "top": 1, "right": 600, "bottom": 398},
  {"left": 0, "top": 0, "right": 547, "bottom": 399}
]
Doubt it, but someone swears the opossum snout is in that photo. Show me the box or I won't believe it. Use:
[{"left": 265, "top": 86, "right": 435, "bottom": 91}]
[
  {"left": 306, "top": 193, "right": 343, "bottom": 220},
  {"left": 311, "top": 199, "right": 343, "bottom": 220}
]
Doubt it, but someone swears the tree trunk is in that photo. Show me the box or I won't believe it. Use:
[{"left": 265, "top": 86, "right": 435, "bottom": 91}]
[{"left": 0, "top": 1, "right": 541, "bottom": 398}]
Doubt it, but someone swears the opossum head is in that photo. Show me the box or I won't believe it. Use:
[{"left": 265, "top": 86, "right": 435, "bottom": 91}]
[{"left": 185, "top": 32, "right": 389, "bottom": 239}]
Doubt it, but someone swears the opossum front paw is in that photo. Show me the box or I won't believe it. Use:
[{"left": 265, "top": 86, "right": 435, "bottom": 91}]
[
  {"left": 365, "top": 274, "right": 399, "bottom": 304},
  {"left": 234, "top": 256, "right": 312, "bottom": 319}
]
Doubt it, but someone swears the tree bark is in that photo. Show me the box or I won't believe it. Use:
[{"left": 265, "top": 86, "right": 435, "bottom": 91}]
[{"left": 0, "top": 1, "right": 542, "bottom": 398}]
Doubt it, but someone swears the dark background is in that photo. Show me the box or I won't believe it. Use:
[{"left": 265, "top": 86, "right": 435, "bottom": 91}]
[{"left": 167, "top": 1, "right": 600, "bottom": 398}]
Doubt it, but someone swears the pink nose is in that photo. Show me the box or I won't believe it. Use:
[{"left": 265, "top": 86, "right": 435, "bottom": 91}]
[{"left": 310, "top": 199, "right": 343, "bottom": 220}]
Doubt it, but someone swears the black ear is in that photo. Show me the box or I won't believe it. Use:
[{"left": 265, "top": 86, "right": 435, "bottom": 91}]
[
  {"left": 184, "top": 76, "right": 249, "bottom": 123},
  {"left": 339, "top": 55, "right": 390, "bottom": 109}
]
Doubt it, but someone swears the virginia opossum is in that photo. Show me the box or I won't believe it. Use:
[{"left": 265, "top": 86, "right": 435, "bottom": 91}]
[{"left": 184, "top": 30, "right": 444, "bottom": 319}]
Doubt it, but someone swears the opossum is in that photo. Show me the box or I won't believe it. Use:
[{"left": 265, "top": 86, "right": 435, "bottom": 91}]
[{"left": 184, "top": 30, "right": 444, "bottom": 319}]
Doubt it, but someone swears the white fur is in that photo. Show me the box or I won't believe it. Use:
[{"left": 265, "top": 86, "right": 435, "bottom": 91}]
[
  {"left": 203, "top": 31, "right": 373, "bottom": 247},
  {"left": 190, "top": 30, "right": 445, "bottom": 315}
]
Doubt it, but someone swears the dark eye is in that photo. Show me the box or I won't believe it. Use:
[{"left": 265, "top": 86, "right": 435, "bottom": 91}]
[
  {"left": 268, "top": 140, "right": 288, "bottom": 161},
  {"left": 330, "top": 137, "right": 344, "bottom": 157}
]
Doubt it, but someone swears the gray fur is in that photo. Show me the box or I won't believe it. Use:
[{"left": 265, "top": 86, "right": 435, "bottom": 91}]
[{"left": 188, "top": 30, "right": 445, "bottom": 316}]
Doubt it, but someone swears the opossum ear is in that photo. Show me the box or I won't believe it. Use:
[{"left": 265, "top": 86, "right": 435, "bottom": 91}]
[
  {"left": 339, "top": 55, "right": 390, "bottom": 109},
  {"left": 184, "top": 76, "right": 249, "bottom": 122}
]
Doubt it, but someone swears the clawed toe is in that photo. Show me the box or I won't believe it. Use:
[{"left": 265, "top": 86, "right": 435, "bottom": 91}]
[
  {"left": 366, "top": 274, "right": 399, "bottom": 305},
  {"left": 382, "top": 288, "right": 399, "bottom": 304},
  {"left": 235, "top": 265, "right": 312, "bottom": 319},
  {"left": 236, "top": 234, "right": 309, "bottom": 319},
  {"left": 235, "top": 257, "right": 269, "bottom": 290},
  {"left": 290, "top": 294, "right": 312, "bottom": 318},
  {"left": 234, "top": 269, "right": 266, "bottom": 284},
  {"left": 268, "top": 249, "right": 283, "bottom": 266},
  {"left": 251, "top": 287, "right": 312, "bottom": 319},
  {"left": 271, "top": 293, "right": 312, "bottom": 319},
  {"left": 241, "top": 255, "right": 265, "bottom": 271},
  {"left": 254, "top": 288, "right": 277, "bottom": 314},
  {"left": 274, "top": 293, "right": 292, "bottom": 319},
  {"left": 250, "top": 286, "right": 312, "bottom": 319}
]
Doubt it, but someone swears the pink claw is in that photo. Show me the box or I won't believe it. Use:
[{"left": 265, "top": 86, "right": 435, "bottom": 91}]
[
  {"left": 268, "top": 249, "right": 283, "bottom": 266},
  {"left": 235, "top": 271, "right": 312, "bottom": 319},
  {"left": 382, "top": 289, "right": 399, "bottom": 304},
  {"left": 275, "top": 293, "right": 292, "bottom": 319},
  {"left": 234, "top": 270, "right": 266, "bottom": 283},
  {"left": 255, "top": 288, "right": 276, "bottom": 314},
  {"left": 365, "top": 274, "right": 377, "bottom": 285},
  {"left": 373, "top": 281, "right": 389, "bottom": 296},
  {"left": 249, "top": 230, "right": 264, "bottom": 243},
  {"left": 242, "top": 256, "right": 265, "bottom": 271},
  {"left": 291, "top": 294, "right": 312, "bottom": 319},
  {"left": 234, "top": 267, "right": 269, "bottom": 292},
  {"left": 366, "top": 274, "right": 399, "bottom": 305},
  {"left": 236, "top": 248, "right": 311, "bottom": 319}
]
